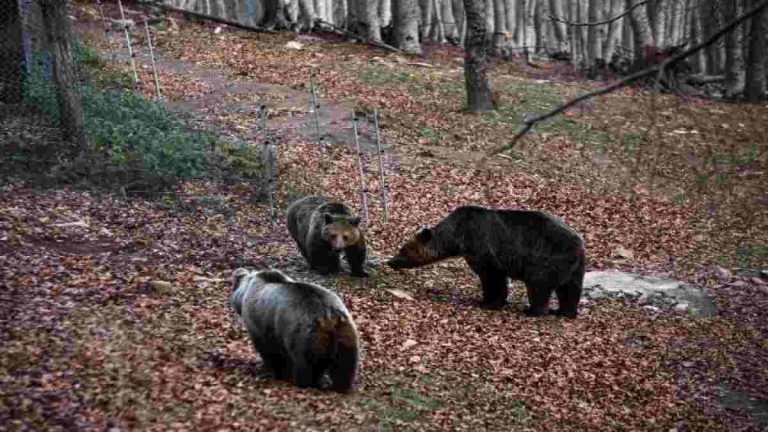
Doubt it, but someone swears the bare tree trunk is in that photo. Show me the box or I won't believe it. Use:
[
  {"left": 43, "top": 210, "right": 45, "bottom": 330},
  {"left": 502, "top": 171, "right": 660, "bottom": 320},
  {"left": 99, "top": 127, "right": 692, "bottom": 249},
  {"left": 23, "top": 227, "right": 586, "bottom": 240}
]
[
  {"left": 689, "top": 0, "right": 706, "bottom": 73},
  {"left": 298, "top": 0, "right": 317, "bottom": 29},
  {"left": 357, "top": 0, "right": 382, "bottom": 40},
  {"left": 380, "top": 0, "right": 393, "bottom": 27},
  {"left": 648, "top": 0, "right": 665, "bottom": 47},
  {"left": 603, "top": 0, "right": 623, "bottom": 60},
  {"left": 393, "top": 0, "right": 422, "bottom": 53},
  {"left": 463, "top": 0, "right": 493, "bottom": 112},
  {"left": 626, "top": 0, "right": 653, "bottom": 68},
  {"left": 1, "top": 0, "right": 23, "bottom": 103},
  {"left": 569, "top": 0, "right": 584, "bottom": 69},
  {"left": 263, "top": 0, "right": 290, "bottom": 28},
  {"left": 40, "top": 0, "right": 87, "bottom": 148},
  {"left": 586, "top": 0, "right": 602, "bottom": 71},
  {"left": 332, "top": 0, "right": 346, "bottom": 26},
  {"left": 453, "top": 0, "right": 467, "bottom": 44},
  {"left": 429, "top": 0, "right": 446, "bottom": 41},
  {"left": 744, "top": 0, "right": 767, "bottom": 100},
  {"left": 723, "top": 0, "right": 745, "bottom": 97},
  {"left": 492, "top": 0, "right": 509, "bottom": 52},
  {"left": 549, "top": 0, "right": 567, "bottom": 51},
  {"left": 419, "top": 0, "right": 433, "bottom": 39},
  {"left": 442, "top": 0, "right": 460, "bottom": 42}
]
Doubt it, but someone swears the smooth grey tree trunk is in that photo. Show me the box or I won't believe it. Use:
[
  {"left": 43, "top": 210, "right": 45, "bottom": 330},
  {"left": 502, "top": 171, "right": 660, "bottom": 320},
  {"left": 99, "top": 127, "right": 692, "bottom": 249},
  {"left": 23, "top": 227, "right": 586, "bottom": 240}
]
[
  {"left": 442, "top": 0, "right": 460, "bottom": 42},
  {"left": 393, "top": 0, "right": 422, "bottom": 53},
  {"left": 587, "top": 0, "right": 602, "bottom": 71},
  {"left": 492, "top": 0, "right": 509, "bottom": 51},
  {"left": 357, "top": 0, "right": 382, "bottom": 40},
  {"left": 744, "top": 0, "right": 767, "bottom": 100},
  {"left": 463, "top": 0, "right": 493, "bottom": 112},
  {"left": 626, "top": 0, "right": 653, "bottom": 68},
  {"left": 723, "top": 0, "right": 744, "bottom": 97}
]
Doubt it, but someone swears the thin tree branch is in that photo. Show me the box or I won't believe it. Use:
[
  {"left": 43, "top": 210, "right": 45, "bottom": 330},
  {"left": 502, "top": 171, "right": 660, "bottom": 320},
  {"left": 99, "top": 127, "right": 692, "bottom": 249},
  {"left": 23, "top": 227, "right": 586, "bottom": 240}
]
[
  {"left": 550, "top": 0, "right": 649, "bottom": 27},
  {"left": 488, "top": 0, "right": 768, "bottom": 157}
]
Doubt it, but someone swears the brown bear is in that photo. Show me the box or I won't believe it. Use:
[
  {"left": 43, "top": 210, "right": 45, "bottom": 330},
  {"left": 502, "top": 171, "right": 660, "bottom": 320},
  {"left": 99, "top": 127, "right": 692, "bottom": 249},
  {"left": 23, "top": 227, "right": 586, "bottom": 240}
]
[
  {"left": 286, "top": 195, "right": 368, "bottom": 277},
  {"left": 387, "top": 206, "right": 585, "bottom": 318},
  {"left": 230, "top": 268, "right": 360, "bottom": 392}
]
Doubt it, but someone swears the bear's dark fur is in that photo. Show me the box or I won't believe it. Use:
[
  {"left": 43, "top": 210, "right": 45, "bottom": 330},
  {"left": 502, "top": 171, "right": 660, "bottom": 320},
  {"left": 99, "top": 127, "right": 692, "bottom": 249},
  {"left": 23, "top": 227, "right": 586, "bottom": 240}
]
[
  {"left": 287, "top": 195, "right": 368, "bottom": 277},
  {"left": 387, "top": 206, "right": 585, "bottom": 318},
  {"left": 230, "top": 268, "right": 360, "bottom": 392}
]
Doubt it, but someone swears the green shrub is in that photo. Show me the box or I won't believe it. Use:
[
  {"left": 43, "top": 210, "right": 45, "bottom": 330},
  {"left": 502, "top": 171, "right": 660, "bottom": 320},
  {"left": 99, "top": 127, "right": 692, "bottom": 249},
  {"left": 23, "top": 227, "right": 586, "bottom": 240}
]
[{"left": 82, "top": 87, "right": 210, "bottom": 179}]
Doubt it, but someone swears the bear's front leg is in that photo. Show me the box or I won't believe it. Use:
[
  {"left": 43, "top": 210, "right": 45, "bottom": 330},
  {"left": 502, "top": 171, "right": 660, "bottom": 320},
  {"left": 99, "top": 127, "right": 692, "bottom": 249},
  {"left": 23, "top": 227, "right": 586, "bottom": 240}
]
[
  {"left": 310, "top": 252, "right": 342, "bottom": 275},
  {"left": 523, "top": 283, "right": 553, "bottom": 317},
  {"left": 345, "top": 244, "right": 368, "bottom": 278},
  {"left": 478, "top": 271, "right": 510, "bottom": 309}
]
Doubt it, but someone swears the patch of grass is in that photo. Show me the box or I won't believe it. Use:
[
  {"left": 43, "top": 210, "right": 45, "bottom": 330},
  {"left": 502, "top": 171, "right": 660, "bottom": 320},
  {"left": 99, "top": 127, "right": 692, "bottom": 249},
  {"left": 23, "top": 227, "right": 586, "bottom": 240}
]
[
  {"left": 735, "top": 243, "right": 768, "bottom": 268},
  {"left": 358, "top": 64, "right": 421, "bottom": 93},
  {"left": 487, "top": 81, "right": 613, "bottom": 147},
  {"left": 622, "top": 132, "right": 646, "bottom": 153},
  {"left": 418, "top": 127, "right": 438, "bottom": 144},
  {"left": 362, "top": 377, "right": 441, "bottom": 429},
  {"left": 709, "top": 145, "right": 759, "bottom": 167}
]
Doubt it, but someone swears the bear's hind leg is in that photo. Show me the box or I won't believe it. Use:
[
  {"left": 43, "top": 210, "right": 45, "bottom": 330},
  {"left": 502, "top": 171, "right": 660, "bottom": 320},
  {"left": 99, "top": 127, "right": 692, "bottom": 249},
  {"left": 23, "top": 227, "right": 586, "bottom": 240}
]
[
  {"left": 524, "top": 285, "right": 553, "bottom": 317},
  {"left": 345, "top": 244, "right": 368, "bottom": 277},
  {"left": 478, "top": 271, "right": 510, "bottom": 309}
]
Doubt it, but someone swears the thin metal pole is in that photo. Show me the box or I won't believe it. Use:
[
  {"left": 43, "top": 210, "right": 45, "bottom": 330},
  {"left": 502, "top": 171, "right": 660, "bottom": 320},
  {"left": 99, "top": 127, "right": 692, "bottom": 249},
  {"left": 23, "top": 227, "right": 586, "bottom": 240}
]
[
  {"left": 116, "top": 0, "right": 138, "bottom": 84},
  {"left": 373, "top": 109, "right": 388, "bottom": 223},
  {"left": 143, "top": 21, "right": 161, "bottom": 101},
  {"left": 352, "top": 113, "right": 369, "bottom": 226},
  {"left": 309, "top": 72, "right": 322, "bottom": 151}
]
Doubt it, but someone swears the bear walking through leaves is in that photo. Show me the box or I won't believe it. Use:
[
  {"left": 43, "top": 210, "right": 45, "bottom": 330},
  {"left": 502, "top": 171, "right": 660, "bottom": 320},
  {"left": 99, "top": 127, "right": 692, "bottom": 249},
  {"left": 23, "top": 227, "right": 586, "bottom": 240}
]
[
  {"left": 388, "top": 206, "right": 585, "bottom": 317},
  {"left": 286, "top": 195, "right": 368, "bottom": 277}
]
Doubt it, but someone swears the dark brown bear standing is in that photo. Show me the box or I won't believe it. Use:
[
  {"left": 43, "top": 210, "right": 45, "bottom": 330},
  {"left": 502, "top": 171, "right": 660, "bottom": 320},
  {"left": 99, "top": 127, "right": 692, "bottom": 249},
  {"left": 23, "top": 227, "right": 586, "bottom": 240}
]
[
  {"left": 230, "top": 268, "right": 360, "bottom": 392},
  {"left": 287, "top": 195, "right": 368, "bottom": 277},
  {"left": 387, "top": 206, "right": 585, "bottom": 318}
]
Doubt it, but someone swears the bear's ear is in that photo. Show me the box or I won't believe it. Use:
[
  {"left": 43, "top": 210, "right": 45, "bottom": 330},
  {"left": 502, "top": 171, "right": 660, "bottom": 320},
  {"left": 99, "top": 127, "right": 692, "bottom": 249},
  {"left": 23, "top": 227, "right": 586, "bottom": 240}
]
[
  {"left": 349, "top": 216, "right": 361, "bottom": 226},
  {"left": 418, "top": 228, "right": 432, "bottom": 242},
  {"left": 324, "top": 213, "right": 334, "bottom": 224}
]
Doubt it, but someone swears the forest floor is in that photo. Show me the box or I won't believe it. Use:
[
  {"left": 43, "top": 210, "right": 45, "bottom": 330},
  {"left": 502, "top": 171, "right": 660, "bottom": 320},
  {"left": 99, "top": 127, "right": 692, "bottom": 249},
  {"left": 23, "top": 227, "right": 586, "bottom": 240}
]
[{"left": 2, "top": 3, "right": 768, "bottom": 431}]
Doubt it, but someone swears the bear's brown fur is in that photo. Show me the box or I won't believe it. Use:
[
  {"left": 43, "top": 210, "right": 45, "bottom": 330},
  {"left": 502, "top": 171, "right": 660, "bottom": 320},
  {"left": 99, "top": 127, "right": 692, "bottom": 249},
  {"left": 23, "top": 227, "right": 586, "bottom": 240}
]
[
  {"left": 287, "top": 195, "right": 367, "bottom": 277},
  {"left": 387, "top": 206, "right": 585, "bottom": 317},
  {"left": 230, "top": 268, "right": 359, "bottom": 392}
]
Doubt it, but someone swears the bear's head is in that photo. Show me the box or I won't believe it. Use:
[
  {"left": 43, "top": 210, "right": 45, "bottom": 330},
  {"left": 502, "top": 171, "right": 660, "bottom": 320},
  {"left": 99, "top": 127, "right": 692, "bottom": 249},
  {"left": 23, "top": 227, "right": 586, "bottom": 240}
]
[
  {"left": 231, "top": 267, "right": 252, "bottom": 292},
  {"left": 387, "top": 228, "right": 440, "bottom": 269},
  {"left": 322, "top": 213, "right": 362, "bottom": 250}
]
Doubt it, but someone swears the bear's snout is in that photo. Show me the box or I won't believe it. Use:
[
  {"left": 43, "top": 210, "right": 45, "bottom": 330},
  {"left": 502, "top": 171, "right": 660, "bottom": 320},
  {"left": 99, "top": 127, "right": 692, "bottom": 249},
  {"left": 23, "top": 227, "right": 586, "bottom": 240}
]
[{"left": 387, "top": 256, "right": 410, "bottom": 269}]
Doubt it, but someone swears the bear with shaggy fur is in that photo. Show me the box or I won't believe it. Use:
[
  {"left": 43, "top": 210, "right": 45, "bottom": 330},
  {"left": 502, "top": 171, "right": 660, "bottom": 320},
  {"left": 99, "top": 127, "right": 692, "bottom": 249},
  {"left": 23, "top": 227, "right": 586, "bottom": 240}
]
[
  {"left": 230, "top": 268, "right": 360, "bottom": 392},
  {"left": 287, "top": 195, "right": 368, "bottom": 277},
  {"left": 387, "top": 206, "right": 585, "bottom": 318}
]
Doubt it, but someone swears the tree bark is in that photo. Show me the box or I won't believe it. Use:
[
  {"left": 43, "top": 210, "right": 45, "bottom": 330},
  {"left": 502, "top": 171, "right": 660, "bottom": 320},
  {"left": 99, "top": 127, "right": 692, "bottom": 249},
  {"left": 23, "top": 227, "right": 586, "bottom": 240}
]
[
  {"left": 419, "top": 0, "right": 433, "bottom": 39},
  {"left": 393, "top": 0, "right": 422, "bottom": 53},
  {"left": 463, "top": 0, "right": 493, "bottom": 112},
  {"left": 723, "top": 0, "right": 745, "bottom": 97},
  {"left": 744, "top": 0, "right": 767, "bottom": 100},
  {"left": 492, "top": 0, "right": 508, "bottom": 52},
  {"left": 587, "top": 0, "right": 603, "bottom": 71},
  {"left": 40, "top": 0, "right": 87, "bottom": 148},
  {"left": 548, "top": 0, "right": 567, "bottom": 50},
  {"left": 442, "top": 0, "right": 460, "bottom": 42},
  {"left": 263, "top": 0, "right": 290, "bottom": 28},
  {"left": 626, "top": 0, "right": 653, "bottom": 69},
  {"left": 1, "top": 0, "right": 23, "bottom": 103},
  {"left": 603, "top": 0, "right": 623, "bottom": 60},
  {"left": 357, "top": 0, "right": 382, "bottom": 40}
]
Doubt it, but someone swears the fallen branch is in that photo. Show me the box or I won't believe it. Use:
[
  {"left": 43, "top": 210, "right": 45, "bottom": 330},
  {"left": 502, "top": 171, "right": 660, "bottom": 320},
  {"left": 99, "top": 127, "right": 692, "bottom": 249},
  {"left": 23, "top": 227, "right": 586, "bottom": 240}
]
[
  {"left": 489, "top": 0, "right": 768, "bottom": 157},
  {"left": 143, "top": 1, "right": 278, "bottom": 34},
  {"left": 550, "top": 0, "right": 649, "bottom": 27},
  {"left": 316, "top": 19, "right": 402, "bottom": 53}
]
